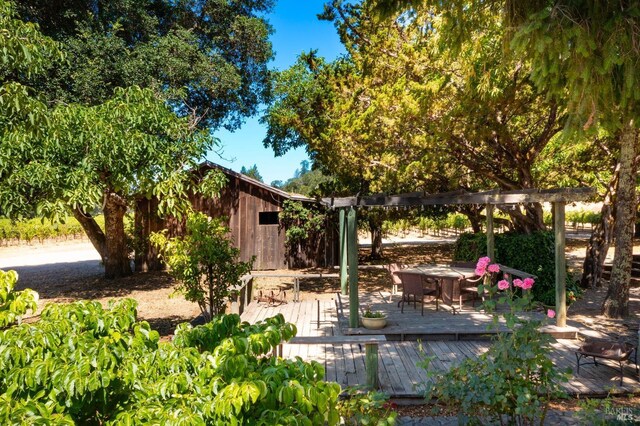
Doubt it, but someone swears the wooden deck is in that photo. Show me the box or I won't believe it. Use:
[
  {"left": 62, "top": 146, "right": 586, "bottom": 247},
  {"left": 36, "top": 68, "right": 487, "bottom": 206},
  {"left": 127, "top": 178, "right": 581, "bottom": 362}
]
[
  {"left": 240, "top": 296, "right": 640, "bottom": 397},
  {"left": 341, "top": 291, "right": 579, "bottom": 340}
]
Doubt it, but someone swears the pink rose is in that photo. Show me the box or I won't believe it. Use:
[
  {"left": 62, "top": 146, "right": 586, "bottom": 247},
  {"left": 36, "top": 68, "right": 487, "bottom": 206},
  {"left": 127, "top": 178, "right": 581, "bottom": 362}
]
[
  {"left": 487, "top": 264, "right": 500, "bottom": 273},
  {"left": 475, "top": 257, "right": 491, "bottom": 274},
  {"left": 477, "top": 256, "right": 491, "bottom": 267},
  {"left": 547, "top": 309, "right": 556, "bottom": 319},
  {"left": 513, "top": 278, "right": 523, "bottom": 288},
  {"left": 522, "top": 277, "right": 535, "bottom": 290},
  {"left": 497, "top": 279, "right": 510, "bottom": 290}
]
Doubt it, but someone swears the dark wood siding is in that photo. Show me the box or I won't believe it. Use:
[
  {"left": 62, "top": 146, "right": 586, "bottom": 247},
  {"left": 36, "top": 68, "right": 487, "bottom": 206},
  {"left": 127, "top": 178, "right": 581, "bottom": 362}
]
[{"left": 135, "top": 164, "right": 338, "bottom": 271}]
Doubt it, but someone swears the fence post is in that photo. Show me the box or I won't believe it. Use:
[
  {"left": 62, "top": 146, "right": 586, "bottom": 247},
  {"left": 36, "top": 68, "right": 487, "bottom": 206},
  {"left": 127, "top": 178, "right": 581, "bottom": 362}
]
[{"left": 365, "top": 343, "right": 379, "bottom": 389}]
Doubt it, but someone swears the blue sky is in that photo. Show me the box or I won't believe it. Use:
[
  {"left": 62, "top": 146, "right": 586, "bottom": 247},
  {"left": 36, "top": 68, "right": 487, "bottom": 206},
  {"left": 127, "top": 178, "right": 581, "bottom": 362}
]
[{"left": 208, "top": 1, "right": 345, "bottom": 185}]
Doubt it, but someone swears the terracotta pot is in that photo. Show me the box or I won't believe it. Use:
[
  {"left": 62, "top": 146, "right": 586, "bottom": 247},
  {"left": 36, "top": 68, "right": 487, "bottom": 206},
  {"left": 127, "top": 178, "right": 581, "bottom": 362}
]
[{"left": 361, "top": 316, "right": 387, "bottom": 330}]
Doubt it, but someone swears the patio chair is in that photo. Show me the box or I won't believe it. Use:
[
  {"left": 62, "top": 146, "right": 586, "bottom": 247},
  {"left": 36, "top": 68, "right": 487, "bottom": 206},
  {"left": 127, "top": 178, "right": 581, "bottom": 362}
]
[
  {"left": 450, "top": 261, "right": 484, "bottom": 310},
  {"left": 394, "top": 271, "right": 439, "bottom": 316},
  {"left": 386, "top": 263, "right": 405, "bottom": 295}
]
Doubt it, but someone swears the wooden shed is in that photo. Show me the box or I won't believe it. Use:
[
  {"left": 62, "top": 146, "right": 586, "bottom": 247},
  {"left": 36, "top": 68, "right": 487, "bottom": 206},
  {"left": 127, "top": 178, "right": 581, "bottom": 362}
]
[{"left": 135, "top": 162, "right": 338, "bottom": 271}]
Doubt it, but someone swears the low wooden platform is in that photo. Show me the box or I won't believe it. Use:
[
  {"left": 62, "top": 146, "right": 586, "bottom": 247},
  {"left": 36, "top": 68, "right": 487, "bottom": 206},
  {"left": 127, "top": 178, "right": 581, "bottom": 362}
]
[
  {"left": 340, "top": 291, "right": 579, "bottom": 340},
  {"left": 240, "top": 296, "right": 639, "bottom": 397}
]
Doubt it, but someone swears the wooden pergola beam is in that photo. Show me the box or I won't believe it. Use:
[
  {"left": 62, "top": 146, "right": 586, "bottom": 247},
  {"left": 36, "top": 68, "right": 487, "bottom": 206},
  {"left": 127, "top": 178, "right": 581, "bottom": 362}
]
[
  {"left": 322, "top": 187, "right": 595, "bottom": 208},
  {"left": 335, "top": 186, "right": 594, "bottom": 331}
]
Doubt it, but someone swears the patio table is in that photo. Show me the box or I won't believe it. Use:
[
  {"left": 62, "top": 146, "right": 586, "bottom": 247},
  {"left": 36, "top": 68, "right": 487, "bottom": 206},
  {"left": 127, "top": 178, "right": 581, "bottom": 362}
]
[{"left": 401, "top": 265, "right": 478, "bottom": 312}]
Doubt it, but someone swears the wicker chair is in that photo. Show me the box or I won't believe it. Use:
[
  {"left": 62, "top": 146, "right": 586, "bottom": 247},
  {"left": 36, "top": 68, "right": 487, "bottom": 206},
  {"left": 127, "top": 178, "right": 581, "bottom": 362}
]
[
  {"left": 386, "top": 263, "right": 404, "bottom": 296},
  {"left": 393, "top": 271, "right": 439, "bottom": 316}
]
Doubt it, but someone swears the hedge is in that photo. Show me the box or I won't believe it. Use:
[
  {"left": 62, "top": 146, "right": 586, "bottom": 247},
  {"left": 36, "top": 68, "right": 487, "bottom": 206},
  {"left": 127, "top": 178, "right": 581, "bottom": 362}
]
[{"left": 453, "top": 231, "right": 572, "bottom": 305}]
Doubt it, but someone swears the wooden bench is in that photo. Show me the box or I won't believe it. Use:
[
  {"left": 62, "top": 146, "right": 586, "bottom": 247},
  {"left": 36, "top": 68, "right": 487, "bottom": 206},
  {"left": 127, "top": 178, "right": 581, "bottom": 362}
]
[
  {"left": 281, "top": 335, "right": 387, "bottom": 389},
  {"left": 244, "top": 272, "right": 340, "bottom": 303}
]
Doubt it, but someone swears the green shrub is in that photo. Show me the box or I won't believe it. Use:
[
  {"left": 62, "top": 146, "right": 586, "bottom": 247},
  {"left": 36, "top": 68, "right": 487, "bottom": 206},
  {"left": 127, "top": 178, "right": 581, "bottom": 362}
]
[
  {"left": 453, "top": 231, "right": 570, "bottom": 305},
  {"left": 0, "top": 297, "right": 349, "bottom": 425},
  {"left": 151, "top": 212, "right": 253, "bottom": 322},
  {"left": 565, "top": 210, "right": 601, "bottom": 228},
  {"left": 445, "top": 213, "right": 470, "bottom": 232},
  {"left": 0, "top": 270, "right": 38, "bottom": 329},
  {"left": 338, "top": 388, "right": 397, "bottom": 425}
]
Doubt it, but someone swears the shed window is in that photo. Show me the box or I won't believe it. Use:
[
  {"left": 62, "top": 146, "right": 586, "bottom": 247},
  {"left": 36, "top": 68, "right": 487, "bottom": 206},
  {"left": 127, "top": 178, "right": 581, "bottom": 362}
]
[{"left": 259, "top": 211, "right": 279, "bottom": 225}]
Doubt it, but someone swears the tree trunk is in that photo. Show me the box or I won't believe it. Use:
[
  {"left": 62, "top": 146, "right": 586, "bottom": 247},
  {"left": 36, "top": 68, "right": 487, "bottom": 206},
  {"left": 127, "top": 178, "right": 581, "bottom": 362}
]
[
  {"left": 207, "top": 265, "right": 214, "bottom": 322},
  {"left": 368, "top": 209, "right": 384, "bottom": 260},
  {"left": 102, "top": 189, "right": 132, "bottom": 279},
  {"left": 134, "top": 197, "right": 164, "bottom": 272},
  {"left": 460, "top": 205, "right": 483, "bottom": 233},
  {"left": 506, "top": 202, "right": 546, "bottom": 233},
  {"left": 72, "top": 206, "right": 107, "bottom": 263},
  {"left": 581, "top": 165, "right": 619, "bottom": 288},
  {"left": 370, "top": 223, "right": 383, "bottom": 260},
  {"left": 603, "top": 122, "right": 638, "bottom": 318}
]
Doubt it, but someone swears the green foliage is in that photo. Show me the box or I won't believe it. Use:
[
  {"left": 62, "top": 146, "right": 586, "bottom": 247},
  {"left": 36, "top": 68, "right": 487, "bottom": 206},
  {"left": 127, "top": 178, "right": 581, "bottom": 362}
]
[
  {"left": 0, "top": 269, "right": 37, "bottom": 328},
  {"left": 277, "top": 160, "right": 333, "bottom": 197},
  {"left": 14, "top": 0, "right": 274, "bottom": 131},
  {"left": 279, "top": 200, "right": 328, "bottom": 249},
  {"left": 1, "top": 1, "right": 246, "bottom": 277},
  {"left": 573, "top": 395, "right": 638, "bottom": 425},
  {"left": 0, "top": 215, "right": 105, "bottom": 244},
  {"left": 240, "top": 164, "right": 264, "bottom": 182},
  {"left": 362, "top": 308, "right": 385, "bottom": 319},
  {"left": 566, "top": 210, "right": 601, "bottom": 228},
  {"left": 262, "top": 1, "right": 584, "bottom": 234},
  {"left": 151, "top": 212, "right": 253, "bottom": 321},
  {"left": 0, "top": 0, "right": 60, "bottom": 77},
  {"left": 0, "top": 297, "right": 345, "bottom": 424},
  {"left": 337, "top": 388, "right": 397, "bottom": 425},
  {"left": 1, "top": 82, "right": 217, "bottom": 275},
  {"left": 453, "top": 232, "right": 570, "bottom": 305},
  {"left": 423, "top": 271, "right": 568, "bottom": 425},
  {"left": 381, "top": 212, "right": 471, "bottom": 237}
]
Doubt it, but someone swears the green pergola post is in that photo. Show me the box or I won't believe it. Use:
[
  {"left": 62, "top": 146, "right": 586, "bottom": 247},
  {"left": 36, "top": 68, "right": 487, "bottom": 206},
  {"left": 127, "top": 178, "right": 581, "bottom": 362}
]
[
  {"left": 339, "top": 209, "right": 348, "bottom": 295},
  {"left": 486, "top": 204, "right": 495, "bottom": 260},
  {"left": 347, "top": 207, "right": 359, "bottom": 328},
  {"left": 553, "top": 201, "right": 567, "bottom": 327}
]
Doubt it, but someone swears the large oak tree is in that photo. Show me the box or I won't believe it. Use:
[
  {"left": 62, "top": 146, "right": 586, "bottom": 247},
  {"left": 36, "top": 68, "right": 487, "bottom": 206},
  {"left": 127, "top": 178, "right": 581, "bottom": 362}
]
[{"left": 14, "top": 0, "right": 273, "bottom": 131}]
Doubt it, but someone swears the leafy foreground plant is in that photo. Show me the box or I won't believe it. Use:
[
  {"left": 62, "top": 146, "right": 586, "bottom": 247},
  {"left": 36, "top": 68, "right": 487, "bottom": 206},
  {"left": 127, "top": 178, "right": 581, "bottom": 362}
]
[
  {"left": 338, "top": 387, "right": 397, "bottom": 425},
  {"left": 0, "top": 297, "right": 351, "bottom": 425},
  {"left": 151, "top": 212, "right": 253, "bottom": 321},
  {"left": 0, "top": 269, "right": 37, "bottom": 328},
  {"left": 422, "top": 258, "right": 569, "bottom": 425}
]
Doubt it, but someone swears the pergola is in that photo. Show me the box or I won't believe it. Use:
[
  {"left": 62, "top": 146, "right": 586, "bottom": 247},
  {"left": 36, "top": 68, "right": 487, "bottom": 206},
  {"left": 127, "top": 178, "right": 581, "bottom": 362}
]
[{"left": 323, "top": 187, "right": 596, "bottom": 329}]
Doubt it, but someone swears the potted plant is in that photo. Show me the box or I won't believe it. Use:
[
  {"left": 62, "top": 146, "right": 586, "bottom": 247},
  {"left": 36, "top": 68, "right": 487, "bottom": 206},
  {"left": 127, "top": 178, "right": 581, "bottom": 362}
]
[{"left": 361, "top": 307, "right": 387, "bottom": 330}]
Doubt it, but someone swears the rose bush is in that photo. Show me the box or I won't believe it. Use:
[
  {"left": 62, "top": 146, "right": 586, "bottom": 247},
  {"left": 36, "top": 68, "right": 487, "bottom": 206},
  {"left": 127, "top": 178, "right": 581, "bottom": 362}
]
[{"left": 422, "top": 257, "right": 568, "bottom": 425}]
